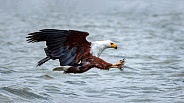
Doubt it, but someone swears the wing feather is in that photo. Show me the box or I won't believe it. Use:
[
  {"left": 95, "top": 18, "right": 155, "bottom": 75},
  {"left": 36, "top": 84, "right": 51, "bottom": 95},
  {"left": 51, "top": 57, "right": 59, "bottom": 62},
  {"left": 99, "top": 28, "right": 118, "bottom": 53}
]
[{"left": 27, "top": 29, "right": 91, "bottom": 66}]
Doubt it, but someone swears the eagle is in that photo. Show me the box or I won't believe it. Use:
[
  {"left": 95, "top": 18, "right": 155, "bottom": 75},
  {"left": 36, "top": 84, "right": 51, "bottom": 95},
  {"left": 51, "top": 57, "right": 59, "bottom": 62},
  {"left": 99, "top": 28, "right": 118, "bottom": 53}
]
[{"left": 27, "top": 29, "right": 125, "bottom": 73}]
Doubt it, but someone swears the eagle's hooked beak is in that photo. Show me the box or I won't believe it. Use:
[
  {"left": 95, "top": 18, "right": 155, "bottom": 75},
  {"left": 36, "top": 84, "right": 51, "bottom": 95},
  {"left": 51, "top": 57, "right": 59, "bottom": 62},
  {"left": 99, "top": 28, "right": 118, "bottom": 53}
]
[{"left": 110, "top": 42, "right": 117, "bottom": 49}]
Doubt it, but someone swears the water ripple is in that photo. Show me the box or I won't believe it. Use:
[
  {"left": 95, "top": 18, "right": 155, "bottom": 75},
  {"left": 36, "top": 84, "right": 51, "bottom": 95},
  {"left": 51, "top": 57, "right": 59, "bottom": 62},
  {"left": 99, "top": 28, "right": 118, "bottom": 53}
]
[{"left": 2, "top": 87, "right": 46, "bottom": 99}]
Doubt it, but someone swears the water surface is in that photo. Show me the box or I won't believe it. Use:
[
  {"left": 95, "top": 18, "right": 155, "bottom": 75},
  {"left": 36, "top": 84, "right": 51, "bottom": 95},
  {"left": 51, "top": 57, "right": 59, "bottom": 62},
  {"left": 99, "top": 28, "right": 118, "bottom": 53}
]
[{"left": 0, "top": 0, "right": 184, "bottom": 103}]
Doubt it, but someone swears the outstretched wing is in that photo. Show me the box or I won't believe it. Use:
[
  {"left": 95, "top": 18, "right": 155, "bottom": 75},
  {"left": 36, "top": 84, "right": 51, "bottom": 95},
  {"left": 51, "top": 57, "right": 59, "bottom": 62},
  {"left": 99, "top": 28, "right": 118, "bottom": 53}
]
[{"left": 27, "top": 29, "right": 91, "bottom": 66}]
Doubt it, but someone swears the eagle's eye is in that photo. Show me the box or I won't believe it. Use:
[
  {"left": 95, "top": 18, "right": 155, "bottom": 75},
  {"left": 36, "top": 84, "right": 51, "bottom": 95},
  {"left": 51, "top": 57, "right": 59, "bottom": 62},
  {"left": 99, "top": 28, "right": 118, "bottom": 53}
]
[{"left": 110, "top": 42, "right": 114, "bottom": 45}]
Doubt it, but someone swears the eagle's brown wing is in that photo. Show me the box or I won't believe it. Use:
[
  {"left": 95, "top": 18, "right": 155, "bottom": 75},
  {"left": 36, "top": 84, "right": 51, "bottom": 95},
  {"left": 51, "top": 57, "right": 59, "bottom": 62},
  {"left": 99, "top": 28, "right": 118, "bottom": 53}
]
[{"left": 27, "top": 29, "right": 91, "bottom": 66}]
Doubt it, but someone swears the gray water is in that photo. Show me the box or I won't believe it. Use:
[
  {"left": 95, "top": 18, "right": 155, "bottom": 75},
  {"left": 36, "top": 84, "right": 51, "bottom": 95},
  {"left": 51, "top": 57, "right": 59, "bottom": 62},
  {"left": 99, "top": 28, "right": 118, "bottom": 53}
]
[{"left": 0, "top": 0, "right": 184, "bottom": 103}]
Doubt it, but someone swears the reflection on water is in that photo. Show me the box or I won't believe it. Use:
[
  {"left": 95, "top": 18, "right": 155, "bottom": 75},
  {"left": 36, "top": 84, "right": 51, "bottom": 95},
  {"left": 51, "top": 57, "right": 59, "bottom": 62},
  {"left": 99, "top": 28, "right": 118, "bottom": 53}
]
[{"left": 0, "top": 0, "right": 184, "bottom": 103}]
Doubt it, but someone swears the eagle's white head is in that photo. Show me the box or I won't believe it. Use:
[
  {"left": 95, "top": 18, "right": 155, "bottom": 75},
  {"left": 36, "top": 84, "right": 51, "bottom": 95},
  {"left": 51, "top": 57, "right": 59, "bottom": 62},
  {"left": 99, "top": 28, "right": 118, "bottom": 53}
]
[{"left": 90, "top": 40, "right": 117, "bottom": 57}]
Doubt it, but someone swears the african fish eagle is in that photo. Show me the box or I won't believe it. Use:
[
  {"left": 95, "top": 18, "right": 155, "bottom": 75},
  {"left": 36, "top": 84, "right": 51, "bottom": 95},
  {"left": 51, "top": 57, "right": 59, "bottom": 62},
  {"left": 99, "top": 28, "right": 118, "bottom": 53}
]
[{"left": 27, "top": 29, "right": 124, "bottom": 73}]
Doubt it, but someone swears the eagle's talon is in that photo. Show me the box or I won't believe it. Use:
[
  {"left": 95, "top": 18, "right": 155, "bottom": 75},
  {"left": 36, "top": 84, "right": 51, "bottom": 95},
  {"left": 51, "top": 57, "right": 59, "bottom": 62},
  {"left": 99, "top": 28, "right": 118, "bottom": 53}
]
[{"left": 111, "top": 59, "right": 125, "bottom": 70}]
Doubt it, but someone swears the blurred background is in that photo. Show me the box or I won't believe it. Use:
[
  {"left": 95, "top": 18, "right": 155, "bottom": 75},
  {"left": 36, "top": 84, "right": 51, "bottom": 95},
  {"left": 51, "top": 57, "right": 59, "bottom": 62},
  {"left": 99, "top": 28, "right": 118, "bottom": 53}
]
[{"left": 0, "top": 0, "right": 184, "bottom": 103}]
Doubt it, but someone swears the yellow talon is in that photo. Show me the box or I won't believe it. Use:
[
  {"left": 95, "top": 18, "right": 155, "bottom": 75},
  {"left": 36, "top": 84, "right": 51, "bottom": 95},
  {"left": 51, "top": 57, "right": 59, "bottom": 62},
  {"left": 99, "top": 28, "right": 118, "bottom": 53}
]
[{"left": 111, "top": 58, "right": 125, "bottom": 71}]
